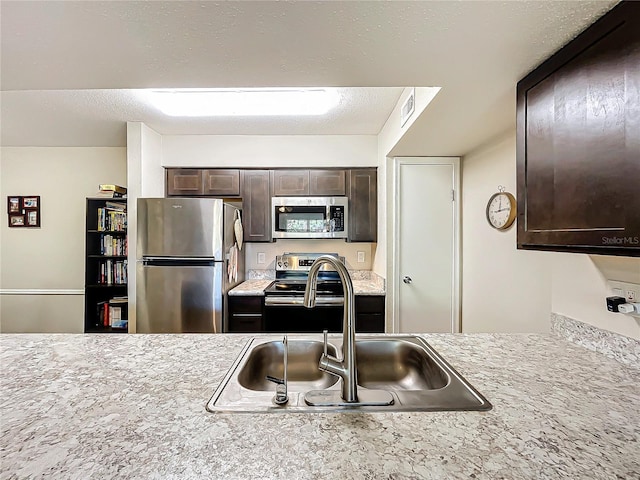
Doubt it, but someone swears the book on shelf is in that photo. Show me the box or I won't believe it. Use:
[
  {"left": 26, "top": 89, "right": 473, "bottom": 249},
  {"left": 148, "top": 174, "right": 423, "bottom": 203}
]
[
  {"left": 105, "top": 201, "right": 126, "bottom": 211},
  {"left": 109, "top": 301, "right": 128, "bottom": 329},
  {"left": 94, "top": 190, "right": 125, "bottom": 198},
  {"left": 96, "top": 297, "right": 129, "bottom": 329},
  {"left": 98, "top": 259, "right": 128, "bottom": 284},
  {"left": 97, "top": 208, "right": 127, "bottom": 232},
  {"left": 99, "top": 184, "right": 127, "bottom": 194},
  {"left": 100, "top": 234, "right": 127, "bottom": 256}
]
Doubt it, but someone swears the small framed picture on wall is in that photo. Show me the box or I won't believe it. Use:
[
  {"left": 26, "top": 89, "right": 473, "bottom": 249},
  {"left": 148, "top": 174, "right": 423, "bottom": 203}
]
[
  {"left": 8, "top": 197, "right": 20, "bottom": 213},
  {"left": 7, "top": 195, "right": 41, "bottom": 228},
  {"left": 9, "top": 215, "right": 25, "bottom": 227},
  {"left": 22, "top": 196, "right": 39, "bottom": 209},
  {"left": 26, "top": 210, "right": 40, "bottom": 227}
]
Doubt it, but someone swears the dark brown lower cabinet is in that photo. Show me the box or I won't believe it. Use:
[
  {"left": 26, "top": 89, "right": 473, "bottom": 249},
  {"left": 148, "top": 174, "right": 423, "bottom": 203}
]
[
  {"left": 355, "top": 295, "right": 385, "bottom": 333},
  {"left": 227, "top": 296, "right": 264, "bottom": 332}
]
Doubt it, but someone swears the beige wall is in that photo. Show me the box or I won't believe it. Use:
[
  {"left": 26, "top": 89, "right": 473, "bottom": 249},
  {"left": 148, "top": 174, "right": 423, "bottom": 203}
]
[
  {"left": 461, "top": 132, "right": 552, "bottom": 333},
  {"left": 0, "top": 147, "right": 127, "bottom": 332},
  {"left": 245, "top": 240, "right": 374, "bottom": 271},
  {"left": 461, "top": 132, "right": 640, "bottom": 339},
  {"left": 551, "top": 254, "right": 640, "bottom": 338}
]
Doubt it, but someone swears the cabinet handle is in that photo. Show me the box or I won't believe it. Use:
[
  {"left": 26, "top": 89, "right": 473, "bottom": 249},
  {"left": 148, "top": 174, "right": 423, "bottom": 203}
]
[{"left": 402, "top": 276, "right": 412, "bottom": 284}]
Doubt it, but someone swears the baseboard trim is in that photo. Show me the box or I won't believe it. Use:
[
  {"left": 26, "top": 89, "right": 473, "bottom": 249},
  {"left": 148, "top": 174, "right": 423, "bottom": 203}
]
[{"left": 0, "top": 289, "right": 84, "bottom": 295}]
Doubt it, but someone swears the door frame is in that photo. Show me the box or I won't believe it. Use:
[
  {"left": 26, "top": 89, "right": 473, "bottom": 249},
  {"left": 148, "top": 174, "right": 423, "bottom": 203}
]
[{"left": 390, "top": 157, "right": 461, "bottom": 333}]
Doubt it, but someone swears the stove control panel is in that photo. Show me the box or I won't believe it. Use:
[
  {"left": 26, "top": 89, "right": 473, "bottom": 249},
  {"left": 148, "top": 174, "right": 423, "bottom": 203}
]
[{"left": 275, "top": 253, "right": 345, "bottom": 272}]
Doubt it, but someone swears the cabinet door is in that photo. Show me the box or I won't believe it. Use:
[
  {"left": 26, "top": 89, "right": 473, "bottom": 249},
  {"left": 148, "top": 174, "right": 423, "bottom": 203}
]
[
  {"left": 309, "top": 170, "right": 346, "bottom": 196},
  {"left": 355, "top": 296, "right": 385, "bottom": 333},
  {"left": 166, "top": 169, "right": 204, "bottom": 196},
  {"left": 273, "top": 170, "right": 309, "bottom": 196},
  {"left": 240, "top": 170, "right": 272, "bottom": 242},
  {"left": 203, "top": 169, "right": 240, "bottom": 196},
  {"left": 516, "top": 2, "right": 640, "bottom": 256},
  {"left": 227, "top": 296, "right": 264, "bottom": 332},
  {"left": 347, "top": 169, "right": 377, "bottom": 242}
]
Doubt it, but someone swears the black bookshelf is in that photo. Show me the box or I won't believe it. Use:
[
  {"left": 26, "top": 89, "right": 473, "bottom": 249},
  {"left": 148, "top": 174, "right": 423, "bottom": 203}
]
[{"left": 84, "top": 198, "right": 128, "bottom": 333}]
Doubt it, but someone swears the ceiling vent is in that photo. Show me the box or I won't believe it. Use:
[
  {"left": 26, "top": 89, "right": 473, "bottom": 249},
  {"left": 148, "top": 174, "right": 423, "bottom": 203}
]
[{"left": 400, "top": 88, "right": 416, "bottom": 127}]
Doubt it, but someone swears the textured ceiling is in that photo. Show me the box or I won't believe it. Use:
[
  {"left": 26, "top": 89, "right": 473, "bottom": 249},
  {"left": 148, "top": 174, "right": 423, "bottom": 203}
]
[
  {"left": 0, "top": 88, "right": 404, "bottom": 146},
  {"left": 0, "top": 0, "right": 618, "bottom": 151}
]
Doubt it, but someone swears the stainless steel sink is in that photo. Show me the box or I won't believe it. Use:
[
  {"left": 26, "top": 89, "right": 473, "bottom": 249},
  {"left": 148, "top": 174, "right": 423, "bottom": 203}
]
[
  {"left": 206, "top": 335, "right": 492, "bottom": 413},
  {"left": 355, "top": 340, "right": 449, "bottom": 390},
  {"left": 237, "top": 340, "right": 339, "bottom": 391}
]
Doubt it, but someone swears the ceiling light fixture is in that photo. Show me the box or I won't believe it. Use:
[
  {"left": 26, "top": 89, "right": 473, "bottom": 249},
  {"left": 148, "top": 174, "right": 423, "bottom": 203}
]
[{"left": 146, "top": 88, "right": 340, "bottom": 117}]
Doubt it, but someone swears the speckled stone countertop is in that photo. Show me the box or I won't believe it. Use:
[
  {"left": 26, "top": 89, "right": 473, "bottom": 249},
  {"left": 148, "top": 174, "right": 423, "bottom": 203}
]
[
  {"left": 1, "top": 333, "right": 638, "bottom": 479},
  {"left": 228, "top": 279, "right": 273, "bottom": 295},
  {"left": 230, "top": 271, "right": 385, "bottom": 296}
]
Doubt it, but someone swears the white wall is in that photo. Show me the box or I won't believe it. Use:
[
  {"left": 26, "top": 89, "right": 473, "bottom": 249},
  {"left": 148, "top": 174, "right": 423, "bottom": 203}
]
[
  {"left": 162, "top": 135, "right": 377, "bottom": 167},
  {"left": 374, "top": 88, "right": 442, "bottom": 328},
  {"left": 461, "top": 132, "right": 552, "bottom": 333},
  {"left": 0, "top": 147, "right": 126, "bottom": 332},
  {"left": 375, "top": 87, "right": 441, "bottom": 277},
  {"left": 126, "top": 122, "right": 164, "bottom": 333}
]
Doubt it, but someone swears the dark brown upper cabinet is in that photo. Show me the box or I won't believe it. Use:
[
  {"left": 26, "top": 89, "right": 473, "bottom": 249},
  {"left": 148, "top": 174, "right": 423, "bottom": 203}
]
[
  {"left": 202, "top": 169, "right": 240, "bottom": 196},
  {"left": 165, "top": 167, "right": 376, "bottom": 243},
  {"left": 272, "top": 169, "right": 346, "bottom": 196},
  {"left": 166, "top": 169, "right": 203, "bottom": 196},
  {"left": 347, "top": 168, "right": 377, "bottom": 242},
  {"left": 272, "top": 170, "right": 310, "bottom": 196},
  {"left": 516, "top": 1, "right": 639, "bottom": 257},
  {"left": 309, "top": 170, "right": 346, "bottom": 195},
  {"left": 240, "top": 170, "right": 271, "bottom": 242}
]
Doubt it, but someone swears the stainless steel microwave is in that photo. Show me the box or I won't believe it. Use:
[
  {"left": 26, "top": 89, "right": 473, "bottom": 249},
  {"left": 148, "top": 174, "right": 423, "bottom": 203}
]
[{"left": 272, "top": 197, "right": 348, "bottom": 239}]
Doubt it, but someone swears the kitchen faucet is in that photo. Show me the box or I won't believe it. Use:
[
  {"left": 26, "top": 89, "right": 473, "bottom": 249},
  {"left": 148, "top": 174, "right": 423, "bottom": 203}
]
[{"left": 303, "top": 255, "right": 359, "bottom": 403}]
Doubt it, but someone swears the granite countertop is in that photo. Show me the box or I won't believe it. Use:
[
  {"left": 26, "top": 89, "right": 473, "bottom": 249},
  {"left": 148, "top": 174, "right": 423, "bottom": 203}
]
[
  {"left": 1, "top": 332, "right": 638, "bottom": 479},
  {"left": 229, "top": 271, "right": 386, "bottom": 296}
]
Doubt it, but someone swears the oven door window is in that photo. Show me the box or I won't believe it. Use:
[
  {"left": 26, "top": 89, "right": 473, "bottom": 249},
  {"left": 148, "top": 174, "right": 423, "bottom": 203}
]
[{"left": 275, "top": 206, "right": 327, "bottom": 233}]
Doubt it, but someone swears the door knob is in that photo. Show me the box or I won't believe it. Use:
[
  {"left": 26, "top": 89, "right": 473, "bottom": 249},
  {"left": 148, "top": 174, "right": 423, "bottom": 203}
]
[{"left": 403, "top": 276, "right": 412, "bottom": 284}]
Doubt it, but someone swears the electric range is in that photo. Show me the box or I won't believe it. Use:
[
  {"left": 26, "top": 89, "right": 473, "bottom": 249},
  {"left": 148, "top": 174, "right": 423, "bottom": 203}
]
[{"left": 262, "top": 253, "right": 345, "bottom": 332}]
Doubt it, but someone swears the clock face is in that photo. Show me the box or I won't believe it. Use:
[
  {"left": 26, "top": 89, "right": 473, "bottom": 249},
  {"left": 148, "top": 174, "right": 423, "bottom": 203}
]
[{"left": 486, "top": 192, "right": 516, "bottom": 230}]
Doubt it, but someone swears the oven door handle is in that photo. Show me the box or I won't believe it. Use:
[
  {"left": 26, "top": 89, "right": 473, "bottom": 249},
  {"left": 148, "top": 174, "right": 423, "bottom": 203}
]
[{"left": 264, "top": 296, "right": 344, "bottom": 306}]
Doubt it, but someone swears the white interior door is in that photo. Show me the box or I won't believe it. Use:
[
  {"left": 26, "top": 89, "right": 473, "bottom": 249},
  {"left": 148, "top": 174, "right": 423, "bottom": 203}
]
[{"left": 394, "top": 158, "right": 460, "bottom": 333}]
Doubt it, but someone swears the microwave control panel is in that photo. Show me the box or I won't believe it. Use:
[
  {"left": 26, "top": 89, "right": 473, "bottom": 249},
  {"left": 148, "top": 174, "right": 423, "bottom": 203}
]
[{"left": 330, "top": 206, "right": 345, "bottom": 231}]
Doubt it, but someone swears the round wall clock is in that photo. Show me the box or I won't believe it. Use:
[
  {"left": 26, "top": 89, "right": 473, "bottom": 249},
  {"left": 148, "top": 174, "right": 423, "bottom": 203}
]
[{"left": 486, "top": 186, "right": 517, "bottom": 230}]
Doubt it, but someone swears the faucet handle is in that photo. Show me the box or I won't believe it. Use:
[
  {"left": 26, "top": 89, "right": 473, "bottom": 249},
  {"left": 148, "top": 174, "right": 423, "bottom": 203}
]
[
  {"left": 323, "top": 329, "right": 328, "bottom": 356},
  {"left": 266, "top": 375, "right": 285, "bottom": 385}
]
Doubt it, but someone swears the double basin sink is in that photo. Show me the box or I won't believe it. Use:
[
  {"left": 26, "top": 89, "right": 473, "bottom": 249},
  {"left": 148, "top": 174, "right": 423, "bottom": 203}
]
[{"left": 206, "top": 335, "right": 492, "bottom": 413}]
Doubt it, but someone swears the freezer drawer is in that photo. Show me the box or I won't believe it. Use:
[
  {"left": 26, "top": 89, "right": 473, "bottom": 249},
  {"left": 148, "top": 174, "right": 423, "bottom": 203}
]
[{"left": 136, "top": 262, "right": 222, "bottom": 333}]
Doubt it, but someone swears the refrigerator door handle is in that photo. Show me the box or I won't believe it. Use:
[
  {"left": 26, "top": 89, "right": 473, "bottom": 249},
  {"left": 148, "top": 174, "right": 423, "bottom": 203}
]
[{"left": 142, "top": 257, "right": 217, "bottom": 267}]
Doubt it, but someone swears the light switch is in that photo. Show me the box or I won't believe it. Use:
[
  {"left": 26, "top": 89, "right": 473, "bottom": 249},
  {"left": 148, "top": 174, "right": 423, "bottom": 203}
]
[
  {"left": 257, "top": 252, "right": 266, "bottom": 264},
  {"left": 357, "top": 251, "right": 365, "bottom": 263}
]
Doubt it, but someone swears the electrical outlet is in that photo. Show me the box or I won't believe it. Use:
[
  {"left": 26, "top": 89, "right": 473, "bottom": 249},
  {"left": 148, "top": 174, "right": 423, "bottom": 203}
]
[
  {"left": 357, "top": 251, "right": 365, "bottom": 263},
  {"left": 257, "top": 252, "right": 266, "bottom": 264},
  {"left": 608, "top": 281, "right": 640, "bottom": 303}
]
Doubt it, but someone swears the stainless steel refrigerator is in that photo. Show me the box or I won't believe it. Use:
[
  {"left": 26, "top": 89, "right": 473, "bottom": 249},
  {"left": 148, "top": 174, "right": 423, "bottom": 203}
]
[{"left": 136, "top": 198, "right": 244, "bottom": 333}]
